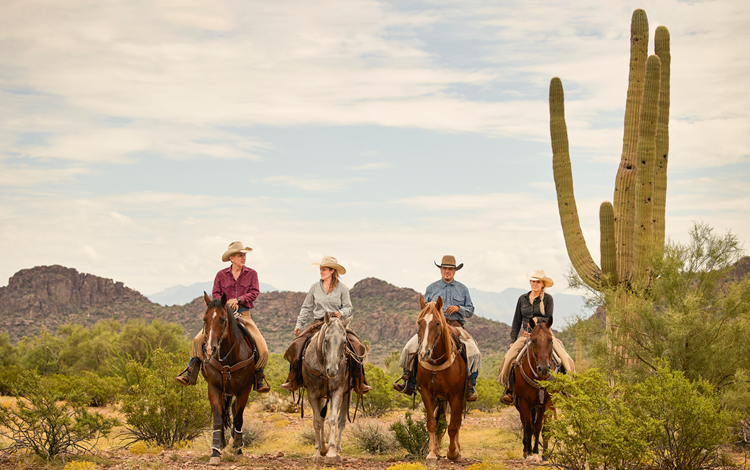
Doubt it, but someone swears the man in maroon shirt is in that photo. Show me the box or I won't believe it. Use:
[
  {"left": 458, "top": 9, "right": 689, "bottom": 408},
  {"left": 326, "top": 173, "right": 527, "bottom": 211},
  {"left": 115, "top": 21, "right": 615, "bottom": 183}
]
[{"left": 176, "top": 241, "right": 270, "bottom": 392}]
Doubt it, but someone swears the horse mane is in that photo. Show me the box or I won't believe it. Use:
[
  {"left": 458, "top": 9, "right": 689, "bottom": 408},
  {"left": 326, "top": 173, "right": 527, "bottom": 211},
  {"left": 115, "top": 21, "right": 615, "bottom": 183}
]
[{"left": 418, "top": 301, "right": 455, "bottom": 358}]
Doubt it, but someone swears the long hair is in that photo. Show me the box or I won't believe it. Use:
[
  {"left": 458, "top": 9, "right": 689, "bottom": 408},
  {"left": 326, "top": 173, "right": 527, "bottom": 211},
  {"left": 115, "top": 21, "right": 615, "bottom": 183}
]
[
  {"left": 539, "top": 287, "right": 546, "bottom": 315},
  {"left": 326, "top": 270, "right": 339, "bottom": 293}
]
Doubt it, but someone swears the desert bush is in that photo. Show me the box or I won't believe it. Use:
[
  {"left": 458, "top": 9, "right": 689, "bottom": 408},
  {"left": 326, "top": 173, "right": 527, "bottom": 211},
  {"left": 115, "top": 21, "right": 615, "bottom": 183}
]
[
  {"left": 241, "top": 422, "right": 265, "bottom": 447},
  {"left": 0, "top": 364, "right": 24, "bottom": 396},
  {"left": 297, "top": 428, "right": 316, "bottom": 445},
  {"left": 128, "top": 440, "right": 163, "bottom": 455},
  {"left": 119, "top": 349, "right": 211, "bottom": 448},
  {"left": 386, "top": 463, "right": 425, "bottom": 470},
  {"left": 63, "top": 461, "right": 98, "bottom": 470},
  {"left": 631, "top": 365, "right": 737, "bottom": 470},
  {"left": 722, "top": 369, "right": 750, "bottom": 447},
  {"left": 42, "top": 372, "right": 124, "bottom": 407},
  {"left": 390, "top": 410, "right": 446, "bottom": 459},
  {"left": 546, "top": 369, "right": 655, "bottom": 470},
  {"left": 466, "top": 460, "right": 507, "bottom": 470},
  {"left": 361, "top": 363, "right": 400, "bottom": 417},
  {"left": 468, "top": 377, "right": 502, "bottom": 412},
  {"left": 350, "top": 421, "right": 397, "bottom": 454},
  {"left": 0, "top": 371, "right": 118, "bottom": 460}
]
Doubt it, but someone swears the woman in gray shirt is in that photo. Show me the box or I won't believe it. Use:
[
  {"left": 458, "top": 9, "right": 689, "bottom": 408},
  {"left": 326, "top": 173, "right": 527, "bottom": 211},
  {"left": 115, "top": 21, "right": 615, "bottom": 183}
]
[{"left": 280, "top": 256, "right": 371, "bottom": 395}]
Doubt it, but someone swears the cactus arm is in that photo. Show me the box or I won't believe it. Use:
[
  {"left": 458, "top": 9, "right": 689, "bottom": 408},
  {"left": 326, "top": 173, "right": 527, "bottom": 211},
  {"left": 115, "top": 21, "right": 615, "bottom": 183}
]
[
  {"left": 633, "top": 55, "right": 662, "bottom": 285},
  {"left": 600, "top": 202, "right": 617, "bottom": 287},
  {"left": 550, "top": 77, "right": 603, "bottom": 290},
  {"left": 653, "top": 26, "right": 671, "bottom": 251},
  {"left": 613, "top": 9, "right": 649, "bottom": 286}
]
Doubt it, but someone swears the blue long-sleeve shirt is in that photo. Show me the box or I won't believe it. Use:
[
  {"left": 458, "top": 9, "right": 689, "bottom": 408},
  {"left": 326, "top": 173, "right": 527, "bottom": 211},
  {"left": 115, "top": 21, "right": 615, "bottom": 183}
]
[{"left": 424, "top": 279, "right": 474, "bottom": 326}]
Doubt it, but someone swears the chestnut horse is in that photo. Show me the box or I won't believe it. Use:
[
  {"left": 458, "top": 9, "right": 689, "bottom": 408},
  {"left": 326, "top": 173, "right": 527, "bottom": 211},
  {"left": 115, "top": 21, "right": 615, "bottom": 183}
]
[
  {"left": 415, "top": 295, "right": 467, "bottom": 461},
  {"left": 512, "top": 317, "right": 555, "bottom": 461},
  {"left": 200, "top": 292, "right": 256, "bottom": 466}
]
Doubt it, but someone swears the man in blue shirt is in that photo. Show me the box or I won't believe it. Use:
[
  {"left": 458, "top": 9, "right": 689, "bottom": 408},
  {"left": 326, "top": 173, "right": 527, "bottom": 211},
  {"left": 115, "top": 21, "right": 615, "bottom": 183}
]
[{"left": 393, "top": 255, "right": 482, "bottom": 401}]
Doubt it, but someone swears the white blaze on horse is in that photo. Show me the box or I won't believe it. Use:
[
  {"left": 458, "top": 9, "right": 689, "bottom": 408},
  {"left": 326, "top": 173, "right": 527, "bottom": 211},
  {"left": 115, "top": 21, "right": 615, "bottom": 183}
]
[{"left": 302, "top": 312, "right": 352, "bottom": 461}]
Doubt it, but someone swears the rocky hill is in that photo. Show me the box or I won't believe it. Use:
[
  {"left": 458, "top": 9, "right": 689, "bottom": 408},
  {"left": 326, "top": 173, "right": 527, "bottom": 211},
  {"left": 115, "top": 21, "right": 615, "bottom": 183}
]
[{"left": 0, "top": 266, "right": 511, "bottom": 364}]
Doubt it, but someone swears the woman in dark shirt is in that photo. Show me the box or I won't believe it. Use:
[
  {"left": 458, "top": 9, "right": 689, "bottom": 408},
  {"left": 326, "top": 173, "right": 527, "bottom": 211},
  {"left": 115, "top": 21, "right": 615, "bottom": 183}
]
[{"left": 498, "top": 270, "right": 574, "bottom": 405}]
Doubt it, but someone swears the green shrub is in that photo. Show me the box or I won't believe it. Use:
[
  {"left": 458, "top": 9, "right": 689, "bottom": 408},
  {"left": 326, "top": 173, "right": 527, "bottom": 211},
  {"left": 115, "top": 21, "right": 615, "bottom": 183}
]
[
  {"left": 468, "top": 377, "right": 502, "bottom": 413},
  {"left": 297, "top": 428, "right": 316, "bottom": 445},
  {"left": 0, "top": 364, "right": 24, "bottom": 396},
  {"left": 721, "top": 369, "right": 750, "bottom": 447},
  {"left": 0, "top": 371, "right": 118, "bottom": 460},
  {"left": 241, "top": 422, "right": 265, "bottom": 447},
  {"left": 631, "top": 365, "right": 737, "bottom": 470},
  {"left": 361, "top": 363, "right": 400, "bottom": 417},
  {"left": 119, "top": 349, "right": 211, "bottom": 448},
  {"left": 390, "top": 410, "right": 446, "bottom": 459},
  {"left": 42, "top": 372, "right": 125, "bottom": 407},
  {"left": 350, "top": 421, "right": 397, "bottom": 454},
  {"left": 546, "top": 369, "right": 655, "bottom": 470}
]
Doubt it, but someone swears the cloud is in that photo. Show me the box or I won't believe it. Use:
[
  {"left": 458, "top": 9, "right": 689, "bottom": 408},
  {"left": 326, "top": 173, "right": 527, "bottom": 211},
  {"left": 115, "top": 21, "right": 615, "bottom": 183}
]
[
  {"left": 349, "top": 162, "right": 393, "bottom": 170},
  {"left": 264, "top": 175, "right": 348, "bottom": 192}
]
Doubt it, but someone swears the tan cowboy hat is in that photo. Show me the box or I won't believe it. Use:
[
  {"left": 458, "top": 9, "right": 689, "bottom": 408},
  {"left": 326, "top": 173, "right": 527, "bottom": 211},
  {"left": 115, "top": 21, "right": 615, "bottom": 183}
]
[
  {"left": 312, "top": 256, "right": 346, "bottom": 275},
  {"left": 527, "top": 269, "right": 554, "bottom": 288},
  {"left": 434, "top": 255, "right": 463, "bottom": 271},
  {"left": 222, "top": 241, "right": 253, "bottom": 262}
]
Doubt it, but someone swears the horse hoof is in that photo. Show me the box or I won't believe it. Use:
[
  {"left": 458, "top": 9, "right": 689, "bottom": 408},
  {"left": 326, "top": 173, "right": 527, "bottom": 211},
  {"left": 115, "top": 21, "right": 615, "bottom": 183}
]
[
  {"left": 326, "top": 454, "right": 340, "bottom": 463},
  {"left": 426, "top": 453, "right": 438, "bottom": 461},
  {"left": 209, "top": 456, "right": 221, "bottom": 466},
  {"left": 447, "top": 451, "right": 461, "bottom": 461}
]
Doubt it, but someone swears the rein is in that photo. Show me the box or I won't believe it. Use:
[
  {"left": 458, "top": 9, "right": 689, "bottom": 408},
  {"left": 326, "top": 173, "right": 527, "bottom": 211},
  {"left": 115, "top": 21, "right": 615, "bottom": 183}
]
[
  {"left": 515, "top": 330, "right": 555, "bottom": 404},
  {"left": 417, "top": 315, "right": 459, "bottom": 372}
]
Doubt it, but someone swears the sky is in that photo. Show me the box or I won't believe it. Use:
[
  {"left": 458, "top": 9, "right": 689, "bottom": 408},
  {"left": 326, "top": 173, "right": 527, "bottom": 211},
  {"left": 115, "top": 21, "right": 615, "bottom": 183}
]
[{"left": 1, "top": 0, "right": 749, "bottom": 304}]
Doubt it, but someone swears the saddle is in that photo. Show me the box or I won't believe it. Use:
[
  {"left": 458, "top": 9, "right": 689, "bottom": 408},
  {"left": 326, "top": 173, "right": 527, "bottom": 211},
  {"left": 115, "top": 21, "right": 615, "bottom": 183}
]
[{"left": 236, "top": 319, "right": 256, "bottom": 355}]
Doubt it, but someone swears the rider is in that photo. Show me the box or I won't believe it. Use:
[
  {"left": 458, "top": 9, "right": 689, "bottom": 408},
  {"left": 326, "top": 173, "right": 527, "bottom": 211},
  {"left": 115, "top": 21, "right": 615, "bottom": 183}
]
[
  {"left": 498, "top": 269, "right": 575, "bottom": 405},
  {"left": 176, "top": 241, "right": 270, "bottom": 392},
  {"left": 393, "top": 255, "right": 481, "bottom": 401},
  {"left": 280, "top": 256, "right": 372, "bottom": 395}
]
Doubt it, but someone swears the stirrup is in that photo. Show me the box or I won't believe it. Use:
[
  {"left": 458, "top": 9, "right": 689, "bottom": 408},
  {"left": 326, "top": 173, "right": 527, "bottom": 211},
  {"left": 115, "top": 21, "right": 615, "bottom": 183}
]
[
  {"left": 500, "top": 390, "right": 514, "bottom": 405},
  {"left": 255, "top": 372, "right": 270, "bottom": 393}
]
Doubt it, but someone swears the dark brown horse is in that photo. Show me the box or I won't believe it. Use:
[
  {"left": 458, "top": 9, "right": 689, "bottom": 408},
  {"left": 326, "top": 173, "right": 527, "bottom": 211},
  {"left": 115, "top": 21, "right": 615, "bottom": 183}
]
[
  {"left": 415, "top": 295, "right": 467, "bottom": 461},
  {"left": 200, "top": 292, "right": 256, "bottom": 466},
  {"left": 512, "top": 317, "right": 555, "bottom": 461}
]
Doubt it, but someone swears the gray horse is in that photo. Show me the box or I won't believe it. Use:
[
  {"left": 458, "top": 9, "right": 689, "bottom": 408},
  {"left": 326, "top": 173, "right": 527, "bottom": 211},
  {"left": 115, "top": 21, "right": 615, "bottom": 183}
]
[{"left": 301, "top": 312, "right": 352, "bottom": 460}]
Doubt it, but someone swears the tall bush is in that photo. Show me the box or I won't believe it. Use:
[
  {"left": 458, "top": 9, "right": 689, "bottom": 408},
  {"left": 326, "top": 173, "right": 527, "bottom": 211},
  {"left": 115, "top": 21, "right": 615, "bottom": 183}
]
[
  {"left": 390, "top": 410, "right": 446, "bottom": 459},
  {"left": 119, "top": 349, "right": 211, "bottom": 447},
  {"left": 0, "top": 371, "right": 118, "bottom": 460}
]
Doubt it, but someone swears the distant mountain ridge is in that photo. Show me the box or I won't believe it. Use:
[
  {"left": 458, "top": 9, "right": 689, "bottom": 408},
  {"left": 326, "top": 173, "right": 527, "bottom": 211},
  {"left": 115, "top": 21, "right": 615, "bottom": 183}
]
[
  {"left": 470, "top": 287, "right": 590, "bottom": 326},
  {"left": 0, "top": 266, "right": 512, "bottom": 364},
  {"left": 147, "top": 281, "right": 279, "bottom": 306}
]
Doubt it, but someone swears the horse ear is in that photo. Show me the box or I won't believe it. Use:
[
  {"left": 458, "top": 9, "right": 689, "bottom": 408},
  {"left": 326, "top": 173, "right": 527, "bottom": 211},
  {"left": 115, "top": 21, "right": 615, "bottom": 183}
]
[
  {"left": 436, "top": 296, "right": 443, "bottom": 313},
  {"left": 419, "top": 294, "right": 426, "bottom": 309},
  {"left": 342, "top": 316, "right": 352, "bottom": 329},
  {"left": 221, "top": 293, "right": 227, "bottom": 306},
  {"left": 324, "top": 312, "right": 331, "bottom": 324},
  {"left": 529, "top": 317, "right": 536, "bottom": 329},
  {"left": 203, "top": 292, "right": 211, "bottom": 306},
  {"left": 546, "top": 316, "right": 553, "bottom": 329}
]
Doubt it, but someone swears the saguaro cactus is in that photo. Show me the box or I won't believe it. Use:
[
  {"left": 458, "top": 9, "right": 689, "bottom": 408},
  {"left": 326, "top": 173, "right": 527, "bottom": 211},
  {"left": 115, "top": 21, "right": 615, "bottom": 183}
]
[{"left": 550, "top": 9, "right": 671, "bottom": 291}]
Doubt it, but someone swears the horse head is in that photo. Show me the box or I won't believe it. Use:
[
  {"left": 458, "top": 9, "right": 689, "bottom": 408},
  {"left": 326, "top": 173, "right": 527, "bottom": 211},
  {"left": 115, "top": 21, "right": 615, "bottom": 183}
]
[
  {"left": 528, "top": 317, "right": 554, "bottom": 378},
  {"left": 203, "top": 291, "right": 230, "bottom": 359},
  {"left": 319, "top": 312, "right": 351, "bottom": 378},
  {"left": 417, "top": 295, "right": 452, "bottom": 363}
]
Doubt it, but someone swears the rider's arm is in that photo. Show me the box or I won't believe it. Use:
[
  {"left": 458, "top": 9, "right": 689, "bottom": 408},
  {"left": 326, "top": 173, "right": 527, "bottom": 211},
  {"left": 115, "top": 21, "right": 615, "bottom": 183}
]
[
  {"left": 457, "top": 285, "right": 474, "bottom": 319},
  {"left": 338, "top": 284, "right": 353, "bottom": 320},
  {"left": 510, "top": 296, "right": 524, "bottom": 342},
  {"left": 295, "top": 283, "right": 316, "bottom": 331}
]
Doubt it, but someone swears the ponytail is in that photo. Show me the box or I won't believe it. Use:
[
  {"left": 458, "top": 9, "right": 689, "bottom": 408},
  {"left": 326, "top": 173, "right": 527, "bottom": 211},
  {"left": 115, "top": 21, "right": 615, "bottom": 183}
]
[{"left": 539, "top": 288, "right": 546, "bottom": 315}]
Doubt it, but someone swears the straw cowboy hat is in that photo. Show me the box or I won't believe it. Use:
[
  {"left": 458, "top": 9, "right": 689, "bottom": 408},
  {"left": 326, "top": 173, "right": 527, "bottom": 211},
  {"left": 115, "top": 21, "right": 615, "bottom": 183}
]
[
  {"left": 312, "top": 256, "right": 346, "bottom": 275},
  {"left": 222, "top": 241, "right": 253, "bottom": 262},
  {"left": 434, "top": 255, "right": 463, "bottom": 271},
  {"left": 527, "top": 269, "right": 554, "bottom": 288}
]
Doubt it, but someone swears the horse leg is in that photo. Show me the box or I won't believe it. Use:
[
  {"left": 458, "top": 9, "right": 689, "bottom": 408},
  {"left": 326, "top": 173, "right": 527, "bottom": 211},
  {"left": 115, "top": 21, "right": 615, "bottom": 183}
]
[
  {"left": 207, "top": 386, "right": 224, "bottom": 466},
  {"left": 308, "top": 390, "right": 327, "bottom": 458},
  {"left": 325, "top": 389, "right": 344, "bottom": 460},
  {"left": 530, "top": 406, "right": 544, "bottom": 462},
  {"left": 518, "top": 401, "right": 533, "bottom": 459},
  {"left": 334, "top": 389, "right": 348, "bottom": 457},
  {"left": 421, "top": 392, "right": 439, "bottom": 460},
  {"left": 232, "top": 389, "right": 251, "bottom": 456},
  {"left": 446, "top": 395, "right": 463, "bottom": 461}
]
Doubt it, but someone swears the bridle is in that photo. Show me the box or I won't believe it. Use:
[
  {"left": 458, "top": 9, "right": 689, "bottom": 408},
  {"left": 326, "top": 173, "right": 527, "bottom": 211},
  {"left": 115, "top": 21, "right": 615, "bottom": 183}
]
[
  {"left": 418, "top": 314, "right": 446, "bottom": 364},
  {"left": 517, "top": 324, "right": 555, "bottom": 403},
  {"left": 202, "top": 305, "right": 254, "bottom": 393}
]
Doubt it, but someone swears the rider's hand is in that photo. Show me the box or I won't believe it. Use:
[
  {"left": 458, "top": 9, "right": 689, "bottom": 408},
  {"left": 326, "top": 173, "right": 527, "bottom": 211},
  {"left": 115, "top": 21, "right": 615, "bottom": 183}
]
[
  {"left": 445, "top": 305, "right": 459, "bottom": 315},
  {"left": 226, "top": 298, "right": 239, "bottom": 311},
  {"left": 332, "top": 312, "right": 341, "bottom": 318},
  {"left": 294, "top": 328, "right": 300, "bottom": 336}
]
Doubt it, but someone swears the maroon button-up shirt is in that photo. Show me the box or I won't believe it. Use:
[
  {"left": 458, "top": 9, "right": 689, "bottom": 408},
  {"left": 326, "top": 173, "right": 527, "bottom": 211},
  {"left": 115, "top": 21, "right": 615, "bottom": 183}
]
[{"left": 212, "top": 266, "right": 259, "bottom": 309}]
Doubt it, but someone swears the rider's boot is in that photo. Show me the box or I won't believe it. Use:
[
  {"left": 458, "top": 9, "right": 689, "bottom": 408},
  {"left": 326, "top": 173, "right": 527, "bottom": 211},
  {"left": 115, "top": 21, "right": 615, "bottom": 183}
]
[
  {"left": 353, "top": 363, "right": 372, "bottom": 395},
  {"left": 500, "top": 387, "right": 514, "bottom": 405},
  {"left": 280, "top": 365, "right": 300, "bottom": 392},
  {"left": 467, "top": 371, "right": 479, "bottom": 402},
  {"left": 255, "top": 368, "right": 270, "bottom": 393},
  {"left": 392, "top": 369, "right": 416, "bottom": 396},
  {"left": 176, "top": 357, "right": 202, "bottom": 386}
]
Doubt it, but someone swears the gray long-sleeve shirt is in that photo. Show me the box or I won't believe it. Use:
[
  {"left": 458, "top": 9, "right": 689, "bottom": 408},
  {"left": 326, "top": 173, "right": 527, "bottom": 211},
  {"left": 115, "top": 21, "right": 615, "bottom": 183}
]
[{"left": 294, "top": 280, "right": 353, "bottom": 331}]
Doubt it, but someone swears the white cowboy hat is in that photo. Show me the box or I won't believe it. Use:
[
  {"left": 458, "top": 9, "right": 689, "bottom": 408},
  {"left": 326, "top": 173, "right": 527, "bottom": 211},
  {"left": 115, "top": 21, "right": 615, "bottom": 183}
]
[
  {"left": 222, "top": 241, "right": 253, "bottom": 262},
  {"left": 527, "top": 269, "right": 554, "bottom": 288},
  {"left": 434, "top": 255, "right": 463, "bottom": 271},
  {"left": 312, "top": 256, "right": 346, "bottom": 275}
]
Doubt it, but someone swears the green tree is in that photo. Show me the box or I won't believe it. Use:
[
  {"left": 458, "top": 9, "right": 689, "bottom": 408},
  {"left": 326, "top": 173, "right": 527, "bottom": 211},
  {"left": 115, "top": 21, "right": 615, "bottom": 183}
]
[
  {"left": 0, "top": 333, "right": 18, "bottom": 367},
  {"left": 115, "top": 319, "right": 188, "bottom": 363}
]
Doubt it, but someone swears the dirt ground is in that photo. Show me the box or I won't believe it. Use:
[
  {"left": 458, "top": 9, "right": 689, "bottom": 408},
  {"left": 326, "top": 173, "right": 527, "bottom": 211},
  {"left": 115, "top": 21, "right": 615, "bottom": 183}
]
[{"left": 0, "top": 401, "right": 549, "bottom": 470}]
